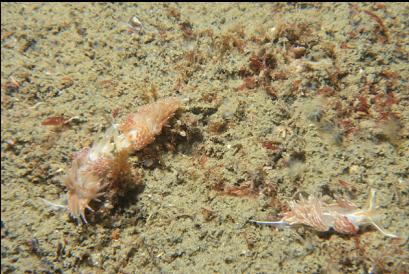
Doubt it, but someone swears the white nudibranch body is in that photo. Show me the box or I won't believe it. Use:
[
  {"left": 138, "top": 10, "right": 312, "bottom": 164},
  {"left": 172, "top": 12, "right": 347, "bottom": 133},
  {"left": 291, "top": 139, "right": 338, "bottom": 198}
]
[{"left": 252, "top": 189, "right": 398, "bottom": 238}]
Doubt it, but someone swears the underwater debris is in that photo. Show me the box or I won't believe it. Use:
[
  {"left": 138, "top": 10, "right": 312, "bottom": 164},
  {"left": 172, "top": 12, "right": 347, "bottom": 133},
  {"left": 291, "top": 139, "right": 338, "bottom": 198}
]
[
  {"left": 127, "top": 15, "right": 144, "bottom": 34},
  {"left": 43, "top": 97, "right": 181, "bottom": 223},
  {"left": 374, "top": 112, "right": 403, "bottom": 147},
  {"left": 2, "top": 76, "right": 20, "bottom": 93},
  {"left": 252, "top": 189, "right": 398, "bottom": 238},
  {"left": 180, "top": 21, "right": 195, "bottom": 39}
]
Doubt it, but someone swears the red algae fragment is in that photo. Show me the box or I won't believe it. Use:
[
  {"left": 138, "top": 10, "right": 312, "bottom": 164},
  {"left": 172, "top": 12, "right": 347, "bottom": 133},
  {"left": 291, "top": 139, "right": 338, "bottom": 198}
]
[{"left": 41, "top": 116, "right": 68, "bottom": 126}]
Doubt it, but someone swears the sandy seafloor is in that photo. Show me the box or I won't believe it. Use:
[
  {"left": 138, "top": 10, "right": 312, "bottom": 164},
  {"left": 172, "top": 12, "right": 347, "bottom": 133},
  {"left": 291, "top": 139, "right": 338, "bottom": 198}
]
[{"left": 1, "top": 2, "right": 409, "bottom": 273}]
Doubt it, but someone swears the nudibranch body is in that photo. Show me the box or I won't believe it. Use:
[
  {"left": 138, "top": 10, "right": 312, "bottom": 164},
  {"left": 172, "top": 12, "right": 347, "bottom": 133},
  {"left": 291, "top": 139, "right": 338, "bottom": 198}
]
[{"left": 59, "top": 97, "right": 181, "bottom": 223}]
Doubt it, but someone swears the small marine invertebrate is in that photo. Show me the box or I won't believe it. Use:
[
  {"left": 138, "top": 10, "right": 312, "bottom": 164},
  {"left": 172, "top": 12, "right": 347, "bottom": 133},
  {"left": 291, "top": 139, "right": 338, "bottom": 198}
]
[
  {"left": 63, "top": 147, "right": 113, "bottom": 223},
  {"left": 252, "top": 189, "right": 398, "bottom": 238},
  {"left": 44, "top": 97, "right": 181, "bottom": 223}
]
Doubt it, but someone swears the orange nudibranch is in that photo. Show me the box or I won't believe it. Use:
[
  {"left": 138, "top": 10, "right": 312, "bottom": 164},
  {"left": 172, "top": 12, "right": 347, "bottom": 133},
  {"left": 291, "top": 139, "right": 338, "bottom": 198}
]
[
  {"left": 118, "top": 97, "right": 181, "bottom": 151},
  {"left": 62, "top": 97, "right": 182, "bottom": 223}
]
